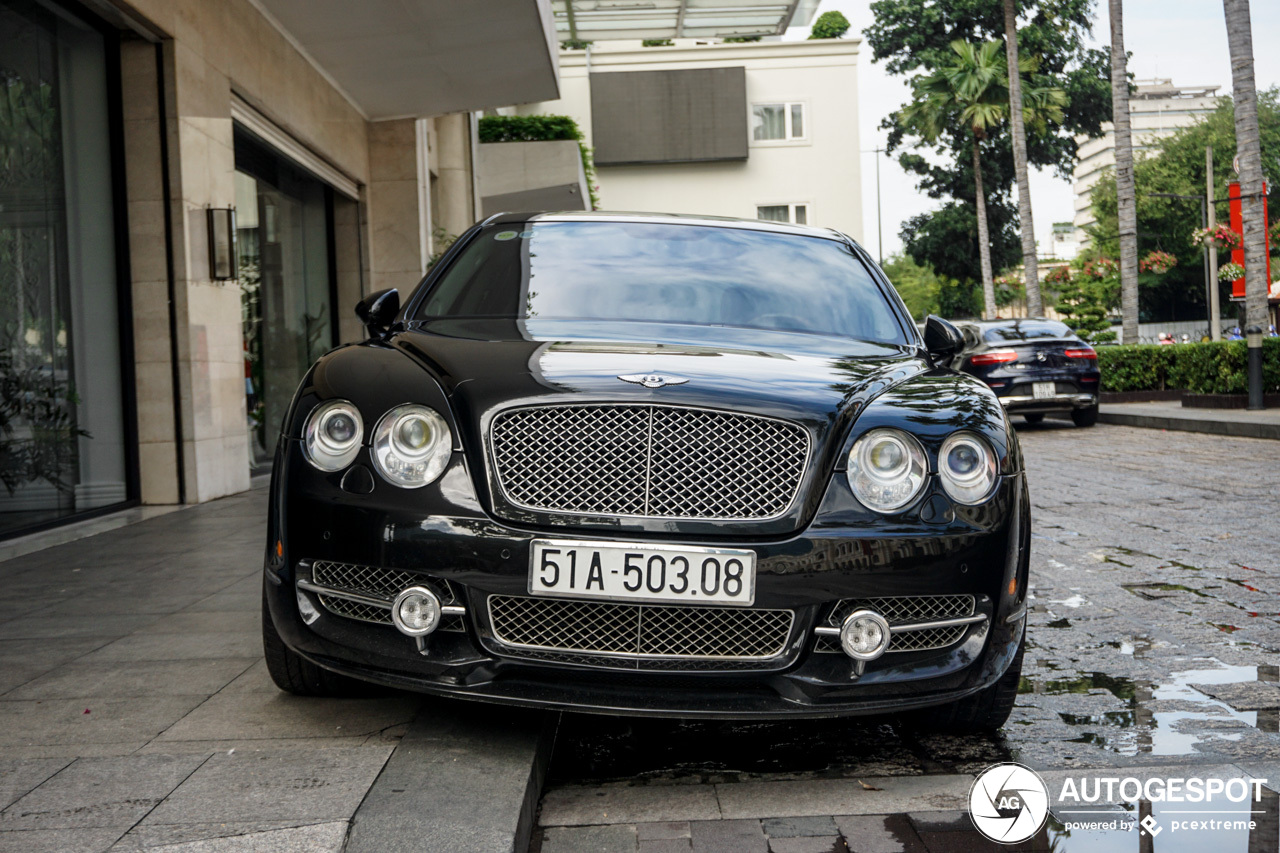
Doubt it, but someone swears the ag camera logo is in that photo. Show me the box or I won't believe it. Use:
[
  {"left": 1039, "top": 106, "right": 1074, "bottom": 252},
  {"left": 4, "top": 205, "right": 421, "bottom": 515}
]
[{"left": 969, "top": 763, "right": 1050, "bottom": 844}]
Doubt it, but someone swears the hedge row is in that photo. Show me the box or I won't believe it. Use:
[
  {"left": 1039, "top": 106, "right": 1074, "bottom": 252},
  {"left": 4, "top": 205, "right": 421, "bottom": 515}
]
[
  {"left": 1097, "top": 338, "right": 1280, "bottom": 394},
  {"left": 477, "top": 115, "right": 582, "bottom": 143}
]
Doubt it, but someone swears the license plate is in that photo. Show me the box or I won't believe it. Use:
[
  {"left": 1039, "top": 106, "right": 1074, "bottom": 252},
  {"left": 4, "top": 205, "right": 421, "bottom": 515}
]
[
  {"left": 529, "top": 539, "right": 756, "bottom": 606},
  {"left": 1033, "top": 381, "right": 1056, "bottom": 399}
]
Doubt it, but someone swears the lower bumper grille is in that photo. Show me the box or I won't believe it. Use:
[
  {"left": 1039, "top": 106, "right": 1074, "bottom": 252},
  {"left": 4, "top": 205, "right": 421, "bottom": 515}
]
[
  {"left": 486, "top": 595, "right": 794, "bottom": 665},
  {"left": 815, "top": 594, "right": 976, "bottom": 654},
  {"left": 306, "top": 561, "right": 465, "bottom": 632}
]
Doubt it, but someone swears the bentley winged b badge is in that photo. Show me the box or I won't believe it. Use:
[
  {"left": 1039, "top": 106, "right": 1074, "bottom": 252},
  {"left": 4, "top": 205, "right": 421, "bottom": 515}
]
[{"left": 617, "top": 373, "right": 690, "bottom": 389}]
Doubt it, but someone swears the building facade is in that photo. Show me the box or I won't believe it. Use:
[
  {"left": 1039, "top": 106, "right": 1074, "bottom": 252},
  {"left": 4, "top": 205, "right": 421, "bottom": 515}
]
[
  {"left": 1073, "top": 79, "right": 1220, "bottom": 241},
  {"left": 0, "top": 0, "right": 561, "bottom": 539},
  {"left": 504, "top": 39, "right": 863, "bottom": 240}
]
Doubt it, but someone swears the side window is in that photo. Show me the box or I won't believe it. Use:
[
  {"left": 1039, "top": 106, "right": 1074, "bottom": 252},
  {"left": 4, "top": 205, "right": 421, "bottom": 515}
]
[
  {"left": 751, "top": 102, "right": 807, "bottom": 142},
  {"left": 756, "top": 203, "right": 810, "bottom": 224}
]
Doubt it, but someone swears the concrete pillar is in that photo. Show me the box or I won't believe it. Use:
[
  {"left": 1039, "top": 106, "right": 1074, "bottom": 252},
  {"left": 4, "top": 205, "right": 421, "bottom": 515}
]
[
  {"left": 366, "top": 119, "right": 429, "bottom": 296},
  {"left": 434, "top": 113, "right": 477, "bottom": 240}
]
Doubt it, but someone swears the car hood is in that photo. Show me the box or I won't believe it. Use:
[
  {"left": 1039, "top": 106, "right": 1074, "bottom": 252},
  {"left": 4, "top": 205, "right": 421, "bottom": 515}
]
[{"left": 393, "top": 318, "right": 925, "bottom": 435}]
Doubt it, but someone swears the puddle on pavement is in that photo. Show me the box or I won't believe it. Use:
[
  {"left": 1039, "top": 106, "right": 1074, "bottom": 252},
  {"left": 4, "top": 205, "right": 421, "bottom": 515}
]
[
  {"left": 545, "top": 714, "right": 1010, "bottom": 785},
  {"left": 1019, "top": 660, "right": 1279, "bottom": 756}
]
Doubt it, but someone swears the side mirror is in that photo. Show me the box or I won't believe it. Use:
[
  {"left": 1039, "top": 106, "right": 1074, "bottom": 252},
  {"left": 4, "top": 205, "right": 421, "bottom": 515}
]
[
  {"left": 355, "top": 289, "right": 400, "bottom": 338},
  {"left": 923, "top": 315, "right": 963, "bottom": 366}
]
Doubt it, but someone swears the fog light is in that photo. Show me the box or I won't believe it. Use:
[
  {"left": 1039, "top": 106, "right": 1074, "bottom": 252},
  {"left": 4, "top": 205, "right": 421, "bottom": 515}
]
[
  {"left": 392, "top": 586, "right": 441, "bottom": 637},
  {"left": 839, "top": 610, "right": 891, "bottom": 661}
]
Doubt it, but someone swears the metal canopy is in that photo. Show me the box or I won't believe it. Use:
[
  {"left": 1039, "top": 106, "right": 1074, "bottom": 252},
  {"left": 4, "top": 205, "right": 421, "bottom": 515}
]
[
  {"left": 253, "top": 0, "right": 560, "bottom": 120},
  {"left": 553, "top": 0, "right": 821, "bottom": 41}
]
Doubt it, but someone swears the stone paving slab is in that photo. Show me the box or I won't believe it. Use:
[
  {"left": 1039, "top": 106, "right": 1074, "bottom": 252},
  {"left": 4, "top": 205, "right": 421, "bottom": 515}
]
[
  {"left": 344, "top": 703, "right": 553, "bottom": 853},
  {"left": 126, "top": 821, "right": 349, "bottom": 853},
  {"left": 0, "top": 754, "right": 208, "bottom": 831}
]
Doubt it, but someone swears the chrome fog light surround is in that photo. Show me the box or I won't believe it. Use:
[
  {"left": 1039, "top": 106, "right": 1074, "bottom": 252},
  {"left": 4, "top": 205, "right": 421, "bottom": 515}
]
[
  {"left": 839, "top": 609, "right": 892, "bottom": 661},
  {"left": 392, "top": 586, "right": 442, "bottom": 637}
]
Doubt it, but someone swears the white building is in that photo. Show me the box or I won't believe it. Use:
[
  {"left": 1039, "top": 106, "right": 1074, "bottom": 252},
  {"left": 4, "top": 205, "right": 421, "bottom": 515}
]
[
  {"left": 1073, "top": 79, "right": 1220, "bottom": 241},
  {"left": 1048, "top": 222, "right": 1080, "bottom": 260},
  {"left": 501, "top": 38, "right": 863, "bottom": 240}
]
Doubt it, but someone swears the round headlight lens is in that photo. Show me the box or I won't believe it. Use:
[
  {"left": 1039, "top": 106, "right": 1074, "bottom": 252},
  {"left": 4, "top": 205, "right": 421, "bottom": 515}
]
[
  {"left": 939, "top": 432, "right": 998, "bottom": 504},
  {"left": 847, "top": 428, "right": 927, "bottom": 513},
  {"left": 303, "top": 400, "right": 363, "bottom": 472},
  {"left": 371, "top": 404, "right": 452, "bottom": 488}
]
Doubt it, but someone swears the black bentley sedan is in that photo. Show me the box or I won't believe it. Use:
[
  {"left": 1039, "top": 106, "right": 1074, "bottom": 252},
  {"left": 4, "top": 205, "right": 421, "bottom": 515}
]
[
  {"left": 953, "top": 319, "right": 1101, "bottom": 427},
  {"left": 262, "top": 212, "right": 1030, "bottom": 731}
]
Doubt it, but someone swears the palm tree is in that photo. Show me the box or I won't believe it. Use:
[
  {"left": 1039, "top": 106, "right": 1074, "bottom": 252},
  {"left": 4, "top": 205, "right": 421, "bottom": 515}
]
[
  {"left": 1109, "top": 0, "right": 1139, "bottom": 344},
  {"left": 900, "top": 40, "right": 1065, "bottom": 320},
  {"left": 1003, "top": 0, "right": 1042, "bottom": 317},
  {"left": 1223, "top": 0, "right": 1268, "bottom": 339}
]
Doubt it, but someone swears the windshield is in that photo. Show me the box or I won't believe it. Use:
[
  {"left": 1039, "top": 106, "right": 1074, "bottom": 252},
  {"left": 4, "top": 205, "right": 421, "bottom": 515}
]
[
  {"left": 414, "top": 221, "right": 908, "bottom": 344},
  {"left": 983, "top": 320, "right": 1076, "bottom": 343}
]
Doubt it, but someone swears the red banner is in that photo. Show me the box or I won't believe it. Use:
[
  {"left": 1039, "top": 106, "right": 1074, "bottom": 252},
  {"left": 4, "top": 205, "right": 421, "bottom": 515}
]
[{"left": 1227, "top": 180, "right": 1272, "bottom": 299}]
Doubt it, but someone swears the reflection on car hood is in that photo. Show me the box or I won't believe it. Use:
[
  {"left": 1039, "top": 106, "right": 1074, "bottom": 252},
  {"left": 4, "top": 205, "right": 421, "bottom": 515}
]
[{"left": 395, "top": 318, "right": 925, "bottom": 431}]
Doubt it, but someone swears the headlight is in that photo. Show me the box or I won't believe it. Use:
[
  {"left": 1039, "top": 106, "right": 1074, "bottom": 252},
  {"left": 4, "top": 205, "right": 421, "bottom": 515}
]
[
  {"left": 847, "top": 428, "right": 927, "bottom": 513},
  {"left": 303, "top": 399, "right": 363, "bottom": 471},
  {"left": 371, "top": 404, "right": 451, "bottom": 488},
  {"left": 939, "top": 432, "right": 998, "bottom": 504}
]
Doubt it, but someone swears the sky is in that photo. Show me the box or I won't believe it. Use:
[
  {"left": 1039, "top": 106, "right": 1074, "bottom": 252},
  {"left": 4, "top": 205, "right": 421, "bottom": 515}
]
[{"left": 784, "top": 0, "right": 1280, "bottom": 261}]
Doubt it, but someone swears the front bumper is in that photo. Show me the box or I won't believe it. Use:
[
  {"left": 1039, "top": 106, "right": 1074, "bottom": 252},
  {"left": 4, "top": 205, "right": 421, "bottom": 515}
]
[{"left": 264, "top": 442, "right": 1029, "bottom": 718}]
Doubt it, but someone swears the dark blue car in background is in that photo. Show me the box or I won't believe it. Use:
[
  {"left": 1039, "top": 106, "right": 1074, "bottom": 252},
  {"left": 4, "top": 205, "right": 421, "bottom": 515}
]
[{"left": 953, "top": 319, "right": 1101, "bottom": 427}]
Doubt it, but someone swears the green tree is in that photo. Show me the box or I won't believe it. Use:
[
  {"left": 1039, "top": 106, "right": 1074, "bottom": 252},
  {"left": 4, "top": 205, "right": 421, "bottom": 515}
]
[
  {"left": 1224, "top": 0, "right": 1269, "bottom": 336},
  {"left": 1109, "top": 0, "right": 1140, "bottom": 344},
  {"left": 881, "top": 254, "right": 943, "bottom": 319},
  {"left": 900, "top": 40, "right": 1064, "bottom": 319},
  {"left": 809, "top": 11, "right": 851, "bottom": 39},
  {"left": 1002, "top": 0, "right": 1042, "bottom": 316},
  {"left": 1087, "top": 88, "right": 1280, "bottom": 322},
  {"left": 866, "top": 0, "right": 1111, "bottom": 288},
  {"left": 1053, "top": 261, "right": 1118, "bottom": 343}
]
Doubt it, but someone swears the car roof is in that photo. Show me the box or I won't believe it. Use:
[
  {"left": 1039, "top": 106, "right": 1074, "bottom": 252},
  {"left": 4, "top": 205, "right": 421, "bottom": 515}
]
[{"left": 482, "top": 210, "right": 849, "bottom": 242}]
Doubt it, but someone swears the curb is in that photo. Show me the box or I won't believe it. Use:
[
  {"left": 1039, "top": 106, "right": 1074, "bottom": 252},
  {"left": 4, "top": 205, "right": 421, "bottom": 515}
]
[
  {"left": 1051, "top": 410, "right": 1280, "bottom": 440},
  {"left": 345, "top": 702, "right": 556, "bottom": 853}
]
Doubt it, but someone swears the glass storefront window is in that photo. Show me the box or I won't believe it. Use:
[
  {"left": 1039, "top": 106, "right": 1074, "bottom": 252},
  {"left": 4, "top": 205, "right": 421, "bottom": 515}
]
[
  {"left": 234, "top": 131, "right": 337, "bottom": 472},
  {"left": 0, "top": 0, "right": 129, "bottom": 536}
]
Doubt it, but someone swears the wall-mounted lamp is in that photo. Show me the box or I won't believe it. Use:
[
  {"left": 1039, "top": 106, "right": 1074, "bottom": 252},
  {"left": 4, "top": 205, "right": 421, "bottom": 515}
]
[{"left": 207, "top": 207, "right": 238, "bottom": 281}]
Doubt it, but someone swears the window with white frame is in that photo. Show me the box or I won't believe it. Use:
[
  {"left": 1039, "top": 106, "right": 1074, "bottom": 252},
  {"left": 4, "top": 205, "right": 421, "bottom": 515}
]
[
  {"left": 756, "top": 204, "right": 808, "bottom": 225},
  {"left": 752, "top": 102, "right": 806, "bottom": 142}
]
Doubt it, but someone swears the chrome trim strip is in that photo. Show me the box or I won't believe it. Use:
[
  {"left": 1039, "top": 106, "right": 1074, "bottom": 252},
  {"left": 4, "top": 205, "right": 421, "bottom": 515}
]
[
  {"left": 888, "top": 614, "right": 988, "bottom": 633},
  {"left": 296, "top": 580, "right": 469, "bottom": 619},
  {"left": 297, "top": 580, "right": 391, "bottom": 609},
  {"left": 485, "top": 401, "right": 813, "bottom": 523},
  {"left": 998, "top": 394, "right": 1095, "bottom": 406},
  {"left": 1004, "top": 604, "right": 1028, "bottom": 624}
]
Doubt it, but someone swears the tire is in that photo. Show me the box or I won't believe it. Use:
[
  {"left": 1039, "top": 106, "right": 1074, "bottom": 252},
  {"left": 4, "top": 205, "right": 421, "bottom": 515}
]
[
  {"left": 1071, "top": 405, "right": 1099, "bottom": 428},
  {"left": 262, "top": 587, "right": 375, "bottom": 697},
  {"left": 915, "top": 636, "right": 1025, "bottom": 734},
  {"left": 1022, "top": 413, "right": 1045, "bottom": 424}
]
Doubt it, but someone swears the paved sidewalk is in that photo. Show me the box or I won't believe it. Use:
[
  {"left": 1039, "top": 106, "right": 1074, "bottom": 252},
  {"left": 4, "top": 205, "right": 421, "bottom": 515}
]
[
  {"left": 1086, "top": 401, "right": 1280, "bottom": 439},
  {"left": 0, "top": 486, "right": 546, "bottom": 853}
]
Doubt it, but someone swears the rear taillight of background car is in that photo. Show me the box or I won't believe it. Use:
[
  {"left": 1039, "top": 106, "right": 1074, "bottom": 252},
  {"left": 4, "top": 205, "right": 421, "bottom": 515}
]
[
  {"left": 1064, "top": 347, "right": 1097, "bottom": 360},
  {"left": 968, "top": 349, "right": 1018, "bottom": 366}
]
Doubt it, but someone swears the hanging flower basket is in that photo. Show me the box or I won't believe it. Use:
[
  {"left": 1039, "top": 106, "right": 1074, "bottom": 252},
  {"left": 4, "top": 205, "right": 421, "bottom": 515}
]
[
  {"left": 1080, "top": 257, "right": 1117, "bottom": 280},
  {"left": 1217, "top": 261, "right": 1246, "bottom": 282},
  {"left": 1139, "top": 250, "right": 1178, "bottom": 274},
  {"left": 1191, "top": 225, "right": 1243, "bottom": 252}
]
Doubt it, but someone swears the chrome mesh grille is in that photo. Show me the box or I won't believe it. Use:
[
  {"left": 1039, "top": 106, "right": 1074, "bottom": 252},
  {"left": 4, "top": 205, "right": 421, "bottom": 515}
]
[
  {"left": 487, "top": 595, "right": 793, "bottom": 660},
  {"left": 318, "top": 595, "right": 390, "bottom": 625},
  {"left": 489, "top": 405, "right": 809, "bottom": 520},
  {"left": 816, "top": 594, "right": 975, "bottom": 654},
  {"left": 306, "top": 561, "right": 464, "bottom": 632}
]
